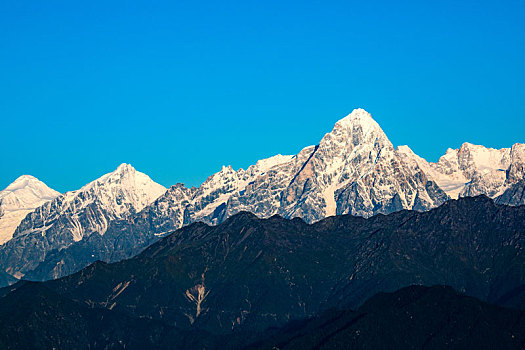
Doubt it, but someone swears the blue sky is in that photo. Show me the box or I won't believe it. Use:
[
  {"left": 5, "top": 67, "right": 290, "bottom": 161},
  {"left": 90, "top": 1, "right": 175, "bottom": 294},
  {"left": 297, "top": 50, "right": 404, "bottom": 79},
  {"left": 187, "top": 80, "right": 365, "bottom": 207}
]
[{"left": 1, "top": 0, "right": 524, "bottom": 192}]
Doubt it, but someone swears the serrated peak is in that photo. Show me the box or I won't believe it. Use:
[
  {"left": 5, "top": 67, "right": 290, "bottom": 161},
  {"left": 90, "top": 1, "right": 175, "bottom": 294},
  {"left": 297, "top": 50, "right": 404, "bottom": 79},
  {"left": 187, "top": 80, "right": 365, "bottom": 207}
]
[{"left": 321, "top": 109, "right": 391, "bottom": 151}]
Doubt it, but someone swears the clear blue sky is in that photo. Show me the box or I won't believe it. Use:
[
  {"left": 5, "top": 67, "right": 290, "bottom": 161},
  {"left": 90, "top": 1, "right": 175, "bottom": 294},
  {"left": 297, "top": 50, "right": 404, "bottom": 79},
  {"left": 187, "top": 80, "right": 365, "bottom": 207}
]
[{"left": 1, "top": 0, "right": 524, "bottom": 192}]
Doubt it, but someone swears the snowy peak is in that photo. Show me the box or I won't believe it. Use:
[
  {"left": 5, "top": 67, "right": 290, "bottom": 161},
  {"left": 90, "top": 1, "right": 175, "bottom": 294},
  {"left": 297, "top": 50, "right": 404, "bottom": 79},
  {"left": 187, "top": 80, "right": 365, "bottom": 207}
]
[
  {"left": 393, "top": 142, "right": 525, "bottom": 201},
  {"left": 0, "top": 175, "right": 60, "bottom": 244},
  {"left": 116, "top": 162, "right": 134, "bottom": 172},
  {"left": 425, "top": 142, "right": 525, "bottom": 199},
  {"left": 456, "top": 143, "right": 510, "bottom": 177},
  {"left": 82, "top": 163, "right": 139, "bottom": 188},
  {"left": 317, "top": 108, "right": 394, "bottom": 176},
  {"left": 277, "top": 109, "right": 434, "bottom": 219},
  {"left": 334, "top": 108, "right": 379, "bottom": 129},
  {"left": 1, "top": 175, "right": 60, "bottom": 204},
  {"left": 328, "top": 108, "right": 391, "bottom": 147},
  {"left": 396, "top": 145, "right": 430, "bottom": 170},
  {"left": 13, "top": 164, "right": 166, "bottom": 244},
  {"left": 67, "top": 163, "right": 167, "bottom": 218},
  {"left": 396, "top": 145, "right": 415, "bottom": 155}
]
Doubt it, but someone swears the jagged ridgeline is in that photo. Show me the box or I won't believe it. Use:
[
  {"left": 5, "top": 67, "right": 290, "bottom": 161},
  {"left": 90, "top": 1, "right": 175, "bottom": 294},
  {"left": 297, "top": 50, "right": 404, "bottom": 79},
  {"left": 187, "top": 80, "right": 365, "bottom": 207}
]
[
  {"left": 0, "top": 109, "right": 524, "bottom": 283},
  {"left": 1, "top": 196, "right": 524, "bottom": 348}
]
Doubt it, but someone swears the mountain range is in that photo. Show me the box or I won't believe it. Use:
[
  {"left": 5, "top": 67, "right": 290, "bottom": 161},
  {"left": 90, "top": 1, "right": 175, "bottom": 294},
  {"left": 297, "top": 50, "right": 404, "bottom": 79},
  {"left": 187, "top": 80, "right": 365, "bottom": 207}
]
[
  {"left": 0, "top": 108, "right": 523, "bottom": 283},
  {"left": 1, "top": 195, "right": 524, "bottom": 348}
]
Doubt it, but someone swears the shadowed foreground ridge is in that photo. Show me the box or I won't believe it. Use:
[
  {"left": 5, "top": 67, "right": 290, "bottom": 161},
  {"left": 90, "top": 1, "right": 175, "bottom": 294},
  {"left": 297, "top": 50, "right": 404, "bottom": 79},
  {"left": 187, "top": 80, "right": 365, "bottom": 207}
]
[
  {"left": 1, "top": 196, "right": 525, "bottom": 348},
  {"left": 0, "top": 284, "right": 524, "bottom": 349},
  {"left": 247, "top": 285, "right": 525, "bottom": 350}
]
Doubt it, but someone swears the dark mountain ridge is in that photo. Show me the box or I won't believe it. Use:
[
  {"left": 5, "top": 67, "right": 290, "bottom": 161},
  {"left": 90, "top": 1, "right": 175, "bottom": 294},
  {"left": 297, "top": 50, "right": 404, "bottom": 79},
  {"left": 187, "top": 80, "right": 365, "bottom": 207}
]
[
  {"left": 247, "top": 285, "right": 525, "bottom": 350},
  {"left": 1, "top": 284, "right": 524, "bottom": 349},
  {"left": 2, "top": 195, "right": 523, "bottom": 337}
]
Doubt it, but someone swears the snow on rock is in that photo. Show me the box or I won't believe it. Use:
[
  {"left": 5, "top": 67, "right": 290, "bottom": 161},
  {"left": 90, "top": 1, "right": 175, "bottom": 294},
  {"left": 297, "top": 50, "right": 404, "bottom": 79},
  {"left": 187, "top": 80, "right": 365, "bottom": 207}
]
[
  {"left": 396, "top": 142, "right": 525, "bottom": 201},
  {"left": 424, "top": 143, "right": 517, "bottom": 199},
  {"left": 147, "top": 108, "right": 449, "bottom": 228}
]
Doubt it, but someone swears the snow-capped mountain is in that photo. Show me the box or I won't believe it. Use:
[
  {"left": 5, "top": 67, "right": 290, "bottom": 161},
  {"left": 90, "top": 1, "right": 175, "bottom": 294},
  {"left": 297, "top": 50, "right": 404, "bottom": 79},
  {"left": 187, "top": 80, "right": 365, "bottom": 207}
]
[
  {"left": 398, "top": 141, "right": 525, "bottom": 203},
  {"left": 0, "top": 176, "right": 60, "bottom": 245},
  {"left": 123, "top": 109, "right": 523, "bottom": 232},
  {"left": 2, "top": 108, "right": 524, "bottom": 283},
  {"left": 172, "top": 109, "right": 449, "bottom": 225},
  {"left": 0, "top": 164, "right": 166, "bottom": 277}
]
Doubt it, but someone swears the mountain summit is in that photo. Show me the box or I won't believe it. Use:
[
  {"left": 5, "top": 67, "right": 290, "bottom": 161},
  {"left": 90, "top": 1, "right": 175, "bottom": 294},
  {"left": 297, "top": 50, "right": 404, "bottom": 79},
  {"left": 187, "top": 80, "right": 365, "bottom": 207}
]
[
  {"left": 0, "top": 175, "right": 60, "bottom": 244},
  {"left": 332, "top": 108, "right": 386, "bottom": 138}
]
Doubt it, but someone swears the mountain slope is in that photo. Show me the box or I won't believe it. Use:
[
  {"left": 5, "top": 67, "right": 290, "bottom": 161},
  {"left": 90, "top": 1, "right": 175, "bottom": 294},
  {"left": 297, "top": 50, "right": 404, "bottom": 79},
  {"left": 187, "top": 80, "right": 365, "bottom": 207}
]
[
  {"left": 2, "top": 283, "right": 523, "bottom": 349},
  {"left": 14, "top": 196, "right": 523, "bottom": 336},
  {"left": 0, "top": 164, "right": 166, "bottom": 277},
  {"left": 0, "top": 175, "right": 60, "bottom": 245},
  {"left": 0, "top": 282, "right": 185, "bottom": 349}
]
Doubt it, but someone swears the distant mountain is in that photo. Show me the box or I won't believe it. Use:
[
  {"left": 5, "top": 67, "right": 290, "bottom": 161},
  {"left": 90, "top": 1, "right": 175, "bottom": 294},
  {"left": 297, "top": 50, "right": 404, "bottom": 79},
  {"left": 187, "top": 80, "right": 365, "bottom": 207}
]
[
  {"left": 157, "top": 108, "right": 449, "bottom": 225},
  {"left": 399, "top": 142, "right": 525, "bottom": 200},
  {"left": 3, "top": 109, "right": 525, "bottom": 283},
  {"left": 0, "top": 164, "right": 166, "bottom": 277},
  {"left": 247, "top": 285, "right": 525, "bottom": 350},
  {"left": 132, "top": 109, "right": 523, "bottom": 230},
  {"left": 6, "top": 196, "right": 521, "bottom": 339},
  {"left": 0, "top": 175, "right": 60, "bottom": 245}
]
